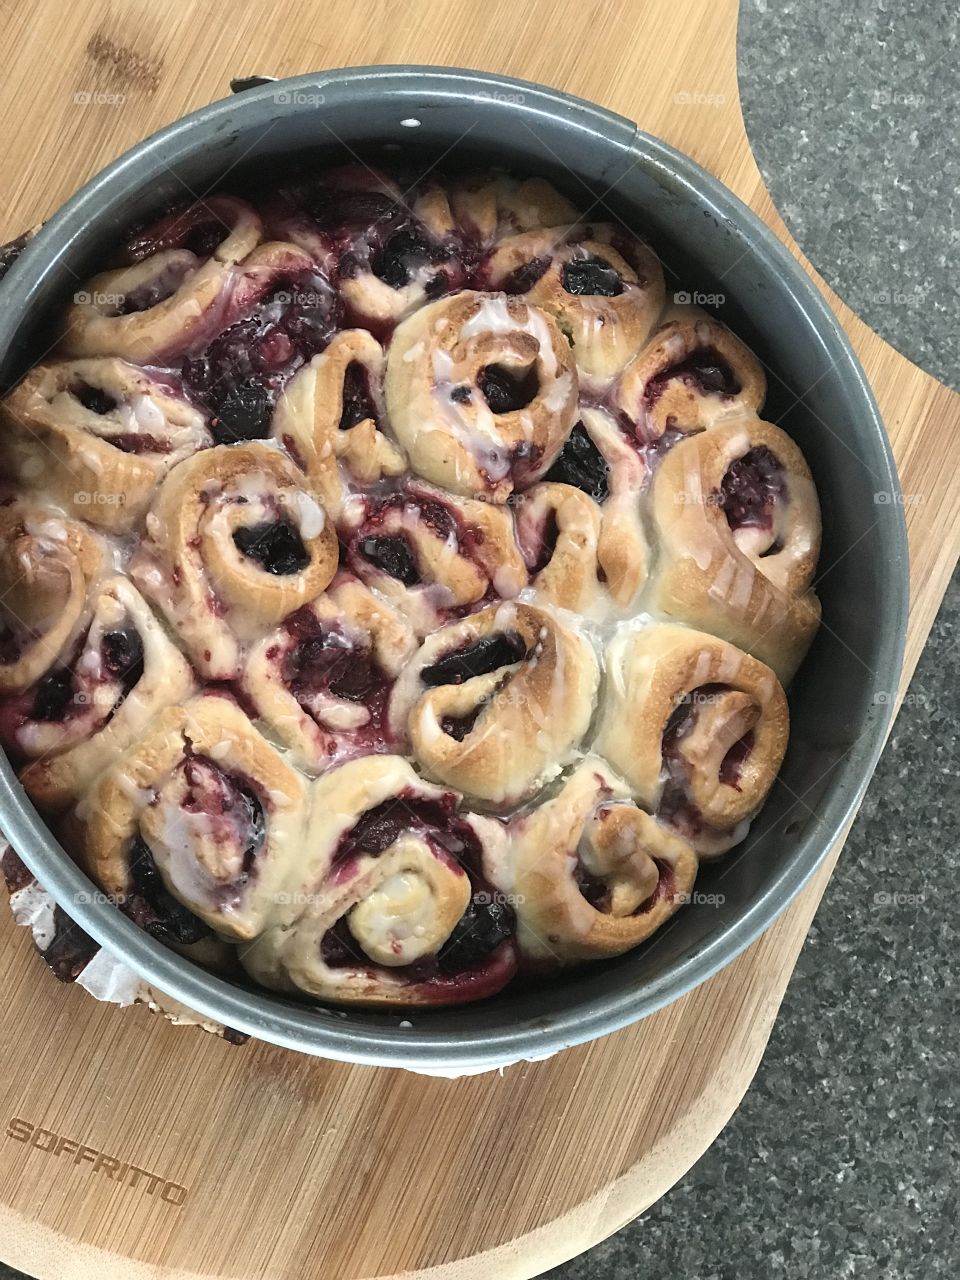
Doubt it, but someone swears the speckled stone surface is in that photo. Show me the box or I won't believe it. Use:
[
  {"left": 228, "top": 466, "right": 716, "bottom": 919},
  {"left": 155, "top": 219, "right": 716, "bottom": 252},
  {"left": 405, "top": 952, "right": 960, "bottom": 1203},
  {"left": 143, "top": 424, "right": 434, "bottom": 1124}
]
[
  {"left": 1, "top": 6, "right": 958, "bottom": 1280},
  {"left": 739, "top": 0, "right": 960, "bottom": 392}
]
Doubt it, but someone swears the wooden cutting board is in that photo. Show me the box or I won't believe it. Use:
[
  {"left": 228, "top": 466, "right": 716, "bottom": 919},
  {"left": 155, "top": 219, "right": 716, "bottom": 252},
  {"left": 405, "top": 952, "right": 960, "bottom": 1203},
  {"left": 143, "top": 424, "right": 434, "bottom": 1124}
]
[{"left": 1, "top": 2, "right": 957, "bottom": 1277}]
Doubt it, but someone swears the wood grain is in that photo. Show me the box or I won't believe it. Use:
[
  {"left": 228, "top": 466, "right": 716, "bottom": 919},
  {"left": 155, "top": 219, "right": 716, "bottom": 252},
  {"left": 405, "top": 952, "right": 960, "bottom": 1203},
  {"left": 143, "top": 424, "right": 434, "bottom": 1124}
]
[{"left": 0, "top": 1, "right": 956, "bottom": 1277}]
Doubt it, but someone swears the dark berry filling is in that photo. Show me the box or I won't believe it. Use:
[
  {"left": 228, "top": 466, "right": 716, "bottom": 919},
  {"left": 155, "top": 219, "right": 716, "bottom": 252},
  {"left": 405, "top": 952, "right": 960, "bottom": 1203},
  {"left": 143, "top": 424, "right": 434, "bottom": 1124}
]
[
  {"left": 477, "top": 363, "right": 539, "bottom": 414},
  {"left": 574, "top": 861, "right": 610, "bottom": 910},
  {"left": 182, "top": 271, "right": 340, "bottom": 443},
  {"left": 421, "top": 631, "right": 526, "bottom": 686},
  {"left": 73, "top": 382, "right": 118, "bottom": 415},
  {"left": 372, "top": 225, "right": 436, "bottom": 289},
  {"left": 334, "top": 792, "right": 464, "bottom": 863},
  {"left": 31, "top": 667, "right": 75, "bottom": 721},
  {"left": 100, "top": 627, "right": 145, "bottom": 694},
  {"left": 339, "top": 361, "right": 378, "bottom": 429},
  {"left": 437, "top": 897, "right": 515, "bottom": 972},
  {"left": 645, "top": 346, "right": 741, "bottom": 405},
  {"left": 543, "top": 422, "right": 609, "bottom": 502},
  {"left": 307, "top": 189, "right": 399, "bottom": 232},
  {"left": 282, "top": 609, "right": 390, "bottom": 714},
  {"left": 561, "top": 256, "right": 623, "bottom": 297},
  {"left": 105, "top": 432, "right": 174, "bottom": 455},
  {"left": 233, "top": 521, "right": 310, "bottom": 575},
  {"left": 499, "top": 255, "right": 552, "bottom": 294},
  {"left": 359, "top": 535, "right": 420, "bottom": 585},
  {"left": 440, "top": 704, "right": 486, "bottom": 742},
  {"left": 527, "top": 507, "right": 560, "bottom": 576},
  {"left": 125, "top": 836, "right": 212, "bottom": 946},
  {"left": 719, "top": 446, "right": 786, "bottom": 531},
  {"left": 124, "top": 204, "right": 229, "bottom": 262},
  {"left": 205, "top": 380, "right": 272, "bottom": 443}
]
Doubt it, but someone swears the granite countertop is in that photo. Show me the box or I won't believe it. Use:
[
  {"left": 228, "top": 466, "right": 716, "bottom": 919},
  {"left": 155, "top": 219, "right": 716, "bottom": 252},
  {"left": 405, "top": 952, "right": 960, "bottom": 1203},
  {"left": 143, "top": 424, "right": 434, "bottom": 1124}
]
[{"left": 2, "top": 3, "right": 957, "bottom": 1278}]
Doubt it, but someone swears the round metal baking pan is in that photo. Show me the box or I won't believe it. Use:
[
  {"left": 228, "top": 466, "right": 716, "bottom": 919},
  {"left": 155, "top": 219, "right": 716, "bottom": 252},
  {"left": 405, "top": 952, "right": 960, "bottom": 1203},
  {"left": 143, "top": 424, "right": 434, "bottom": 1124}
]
[{"left": 0, "top": 67, "right": 908, "bottom": 1070}]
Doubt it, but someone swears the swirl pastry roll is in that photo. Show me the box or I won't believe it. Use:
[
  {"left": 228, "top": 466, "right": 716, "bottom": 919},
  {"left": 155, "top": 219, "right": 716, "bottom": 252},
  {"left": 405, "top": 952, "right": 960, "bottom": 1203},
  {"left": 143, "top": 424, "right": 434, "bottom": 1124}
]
[
  {"left": 543, "top": 408, "right": 651, "bottom": 608},
  {"left": 3, "top": 577, "right": 194, "bottom": 810},
  {"left": 450, "top": 175, "right": 580, "bottom": 247},
  {"left": 130, "top": 442, "right": 338, "bottom": 679},
  {"left": 385, "top": 291, "right": 578, "bottom": 501},
  {"left": 595, "top": 624, "right": 789, "bottom": 856},
  {"left": 483, "top": 224, "right": 665, "bottom": 387},
  {"left": 241, "top": 756, "right": 517, "bottom": 1006},
  {"left": 270, "top": 168, "right": 468, "bottom": 331},
  {"left": 615, "top": 305, "right": 766, "bottom": 443},
  {"left": 60, "top": 197, "right": 265, "bottom": 362},
  {"left": 388, "top": 602, "right": 599, "bottom": 807},
  {"left": 1, "top": 358, "right": 211, "bottom": 530},
  {"left": 271, "top": 329, "right": 405, "bottom": 515},
  {"left": 81, "top": 695, "right": 305, "bottom": 942},
  {"left": 344, "top": 480, "right": 527, "bottom": 635},
  {"left": 486, "top": 760, "right": 698, "bottom": 962},
  {"left": 514, "top": 482, "right": 607, "bottom": 618},
  {"left": 0, "top": 503, "right": 105, "bottom": 694},
  {"left": 647, "top": 417, "right": 821, "bottom": 681},
  {"left": 244, "top": 578, "right": 417, "bottom": 772}
]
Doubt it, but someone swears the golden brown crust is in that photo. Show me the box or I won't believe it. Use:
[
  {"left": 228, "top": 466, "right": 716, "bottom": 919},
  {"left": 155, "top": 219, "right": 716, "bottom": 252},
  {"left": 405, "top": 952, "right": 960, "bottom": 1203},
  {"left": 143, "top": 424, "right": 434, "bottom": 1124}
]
[
  {"left": 384, "top": 291, "right": 578, "bottom": 501},
  {"left": 615, "top": 304, "right": 767, "bottom": 441},
  {"left": 486, "top": 759, "right": 698, "bottom": 961},
  {"left": 271, "top": 329, "right": 404, "bottom": 515},
  {"left": 484, "top": 225, "right": 665, "bottom": 386},
  {"left": 0, "top": 358, "right": 211, "bottom": 530},
  {"left": 389, "top": 602, "right": 600, "bottom": 807},
  {"left": 81, "top": 694, "right": 305, "bottom": 940},
  {"left": 0, "top": 502, "right": 106, "bottom": 693},
  {"left": 647, "top": 417, "right": 822, "bottom": 682},
  {"left": 16, "top": 576, "right": 196, "bottom": 810},
  {"left": 514, "top": 482, "right": 607, "bottom": 616},
  {"left": 450, "top": 175, "right": 581, "bottom": 246},
  {"left": 130, "top": 442, "right": 338, "bottom": 679},
  {"left": 577, "top": 407, "right": 651, "bottom": 608},
  {"left": 595, "top": 624, "right": 789, "bottom": 856}
]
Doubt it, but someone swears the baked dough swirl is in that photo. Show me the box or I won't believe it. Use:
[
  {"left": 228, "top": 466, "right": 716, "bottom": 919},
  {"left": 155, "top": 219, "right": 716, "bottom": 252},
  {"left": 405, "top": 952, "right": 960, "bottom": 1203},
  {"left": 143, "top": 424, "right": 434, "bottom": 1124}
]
[
  {"left": 1, "top": 358, "right": 211, "bottom": 530},
  {"left": 482, "top": 223, "right": 665, "bottom": 386},
  {"left": 241, "top": 756, "right": 517, "bottom": 1005},
  {"left": 81, "top": 694, "right": 305, "bottom": 942},
  {"left": 647, "top": 417, "right": 821, "bottom": 681},
  {"left": 0, "top": 502, "right": 105, "bottom": 694},
  {"left": 243, "top": 578, "right": 417, "bottom": 773},
  {"left": 130, "top": 442, "right": 338, "bottom": 679},
  {"left": 60, "top": 197, "right": 265, "bottom": 362},
  {"left": 385, "top": 291, "right": 578, "bottom": 501},
  {"left": 389, "top": 602, "right": 600, "bottom": 807},
  {"left": 271, "top": 329, "right": 405, "bottom": 516},
  {"left": 615, "top": 304, "right": 766, "bottom": 443},
  {"left": 4, "top": 576, "right": 194, "bottom": 811},
  {"left": 596, "top": 624, "right": 789, "bottom": 856},
  {"left": 486, "top": 759, "right": 698, "bottom": 962}
]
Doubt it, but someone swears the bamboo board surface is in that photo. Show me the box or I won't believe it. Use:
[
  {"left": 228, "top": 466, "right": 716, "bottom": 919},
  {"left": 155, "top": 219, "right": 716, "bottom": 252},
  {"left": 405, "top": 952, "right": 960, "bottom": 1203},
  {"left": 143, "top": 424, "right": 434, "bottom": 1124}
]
[{"left": 0, "top": 2, "right": 957, "bottom": 1277}]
